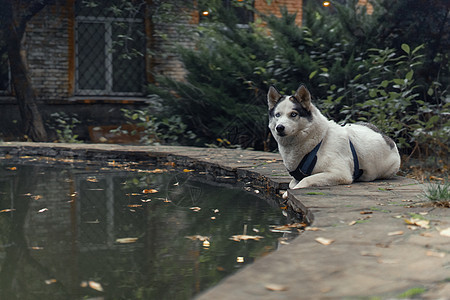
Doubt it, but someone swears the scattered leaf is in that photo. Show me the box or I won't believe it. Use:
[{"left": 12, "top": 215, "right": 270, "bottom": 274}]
[
  {"left": 404, "top": 218, "right": 430, "bottom": 229},
  {"left": 141, "top": 199, "right": 151, "bottom": 203},
  {"left": 229, "top": 234, "right": 264, "bottom": 242},
  {"left": 185, "top": 235, "right": 209, "bottom": 241},
  {"left": 38, "top": 208, "right": 48, "bottom": 213},
  {"left": 128, "top": 204, "right": 142, "bottom": 208},
  {"left": 149, "top": 169, "right": 165, "bottom": 173},
  {"left": 388, "top": 230, "right": 404, "bottom": 236},
  {"left": 348, "top": 221, "right": 357, "bottom": 226},
  {"left": 439, "top": 227, "right": 450, "bottom": 237},
  {"left": 142, "top": 189, "right": 158, "bottom": 194},
  {"left": 315, "top": 237, "right": 334, "bottom": 245},
  {"left": 236, "top": 256, "right": 244, "bottom": 263},
  {"left": 426, "top": 250, "right": 445, "bottom": 258},
  {"left": 86, "top": 177, "right": 98, "bottom": 183},
  {"left": 265, "top": 283, "right": 288, "bottom": 291},
  {"left": 183, "top": 169, "right": 194, "bottom": 173},
  {"left": 0, "top": 209, "right": 15, "bottom": 213},
  {"left": 82, "top": 281, "right": 103, "bottom": 292},
  {"left": 360, "top": 211, "right": 373, "bottom": 215},
  {"left": 213, "top": 209, "right": 219, "bottom": 213},
  {"left": 189, "top": 206, "right": 201, "bottom": 212},
  {"left": 202, "top": 240, "right": 210, "bottom": 248},
  {"left": 210, "top": 216, "right": 216, "bottom": 220},
  {"left": 45, "top": 279, "right": 57, "bottom": 285},
  {"left": 305, "top": 226, "right": 323, "bottom": 231},
  {"left": 116, "top": 237, "right": 138, "bottom": 244},
  {"left": 7, "top": 167, "right": 17, "bottom": 171}
]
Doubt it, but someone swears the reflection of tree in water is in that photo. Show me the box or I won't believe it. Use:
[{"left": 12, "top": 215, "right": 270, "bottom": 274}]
[{"left": 0, "top": 166, "right": 69, "bottom": 299}]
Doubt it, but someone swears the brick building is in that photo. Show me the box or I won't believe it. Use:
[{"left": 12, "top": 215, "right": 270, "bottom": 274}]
[{"left": 0, "top": 0, "right": 306, "bottom": 141}]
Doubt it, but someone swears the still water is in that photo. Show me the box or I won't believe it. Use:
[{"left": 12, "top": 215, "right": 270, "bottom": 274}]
[{"left": 0, "top": 158, "right": 292, "bottom": 299}]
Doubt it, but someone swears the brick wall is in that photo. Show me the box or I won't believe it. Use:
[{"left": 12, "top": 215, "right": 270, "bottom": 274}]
[
  {"left": 25, "top": 4, "right": 71, "bottom": 101},
  {"left": 255, "top": 0, "right": 303, "bottom": 26}
]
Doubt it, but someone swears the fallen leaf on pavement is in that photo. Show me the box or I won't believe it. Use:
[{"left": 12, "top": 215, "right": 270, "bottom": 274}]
[
  {"left": 404, "top": 218, "right": 430, "bottom": 229},
  {"left": 388, "top": 230, "right": 404, "bottom": 236},
  {"left": 265, "top": 283, "right": 288, "bottom": 291},
  {"left": 315, "top": 237, "right": 334, "bottom": 245},
  {"left": 439, "top": 227, "right": 450, "bottom": 237},
  {"left": 426, "top": 250, "right": 446, "bottom": 258},
  {"left": 229, "top": 235, "right": 264, "bottom": 242}
]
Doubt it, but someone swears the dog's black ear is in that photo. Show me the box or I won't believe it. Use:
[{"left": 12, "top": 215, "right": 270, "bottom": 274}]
[
  {"left": 294, "top": 85, "right": 312, "bottom": 111},
  {"left": 268, "top": 86, "right": 282, "bottom": 109}
]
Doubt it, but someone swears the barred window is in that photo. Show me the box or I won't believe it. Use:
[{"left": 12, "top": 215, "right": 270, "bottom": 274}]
[
  {"left": 75, "top": 0, "right": 146, "bottom": 96},
  {"left": 0, "top": 49, "right": 11, "bottom": 94}
]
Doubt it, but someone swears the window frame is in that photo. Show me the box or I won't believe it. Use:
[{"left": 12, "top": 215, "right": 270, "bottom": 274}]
[{"left": 75, "top": 16, "right": 145, "bottom": 97}]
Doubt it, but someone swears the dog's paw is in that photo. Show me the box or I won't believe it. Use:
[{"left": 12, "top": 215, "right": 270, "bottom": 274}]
[{"left": 282, "top": 191, "right": 288, "bottom": 199}]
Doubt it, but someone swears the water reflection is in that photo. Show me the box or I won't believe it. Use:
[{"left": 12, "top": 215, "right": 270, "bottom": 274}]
[{"left": 0, "top": 161, "right": 289, "bottom": 299}]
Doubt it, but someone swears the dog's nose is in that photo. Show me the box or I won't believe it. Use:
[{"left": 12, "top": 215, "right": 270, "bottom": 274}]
[{"left": 276, "top": 124, "right": 285, "bottom": 133}]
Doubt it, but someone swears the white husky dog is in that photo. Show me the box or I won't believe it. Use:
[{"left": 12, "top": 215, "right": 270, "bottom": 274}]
[{"left": 268, "top": 84, "right": 400, "bottom": 193}]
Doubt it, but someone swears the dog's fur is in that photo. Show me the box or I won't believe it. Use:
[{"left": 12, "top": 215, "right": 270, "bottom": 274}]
[{"left": 268, "top": 85, "right": 401, "bottom": 191}]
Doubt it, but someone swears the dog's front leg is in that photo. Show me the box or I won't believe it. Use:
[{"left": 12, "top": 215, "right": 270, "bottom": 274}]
[{"left": 294, "top": 172, "right": 352, "bottom": 189}]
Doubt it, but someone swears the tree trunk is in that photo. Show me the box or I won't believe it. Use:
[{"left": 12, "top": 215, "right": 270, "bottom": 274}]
[{"left": 2, "top": 0, "right": 48, "bottom": 142}]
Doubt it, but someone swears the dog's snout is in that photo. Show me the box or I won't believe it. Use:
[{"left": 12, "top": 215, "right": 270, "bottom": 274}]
[{"left": 276, "top": 124, "right": 285, "bottom": 133}]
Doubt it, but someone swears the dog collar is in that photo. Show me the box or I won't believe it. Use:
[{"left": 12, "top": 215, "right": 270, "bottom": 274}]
[
  {"left": 288, "top": 140, "right": 364, "bottom": 182},
  {"left": 288, "top": 141, "right": 322, "bottom": 182}
]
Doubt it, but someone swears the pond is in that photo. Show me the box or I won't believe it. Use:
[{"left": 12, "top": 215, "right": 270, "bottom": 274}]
[{"left": 0, "top": 157, "right": 298, "bottom": 299}]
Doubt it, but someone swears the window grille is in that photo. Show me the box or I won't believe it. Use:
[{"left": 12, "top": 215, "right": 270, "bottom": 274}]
[
  {"left": 0, "top": 49, "right": 11, "bottom": 94},
  {"left": 74, "top": 0, "right": 146, "bottom": 97}
]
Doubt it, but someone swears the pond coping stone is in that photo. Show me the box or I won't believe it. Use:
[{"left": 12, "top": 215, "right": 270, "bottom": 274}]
[{"left": 0, "top": 142, "right": 449, "bottom": 299}]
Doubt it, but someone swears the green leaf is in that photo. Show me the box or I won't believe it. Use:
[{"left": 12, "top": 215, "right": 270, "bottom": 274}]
[
  {"left": 309, "top": 70, "right": 318, "bottom": 79},
  {"left": 405, "top": 70, "right": 414, "bottom": 81},
  {"left": 401, "top": 44, "right": 410, "bottom": 55}
]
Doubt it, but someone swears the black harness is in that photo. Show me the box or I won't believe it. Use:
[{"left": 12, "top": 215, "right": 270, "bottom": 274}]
[{"left": 288, "top": 140, "right": 363, "bottom": 182}]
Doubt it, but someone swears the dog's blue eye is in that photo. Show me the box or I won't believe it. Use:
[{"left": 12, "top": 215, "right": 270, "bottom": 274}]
[
  {"left": 290, "top": 112, "right": 298, "bottom": 117},
  {"left": 275, "top": 113, "right": 281, "bottom": 118}
]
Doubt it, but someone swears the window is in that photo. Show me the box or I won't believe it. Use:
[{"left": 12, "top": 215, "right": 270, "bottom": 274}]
[
  {"left": 0, "top": 48, "right": 11, "bottom": 94},
  {"left": 75, "top": 1, "right": 146, "bottom": 96}
]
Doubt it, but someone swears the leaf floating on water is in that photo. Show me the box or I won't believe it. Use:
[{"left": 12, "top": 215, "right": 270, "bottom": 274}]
[
  {"left": 315, "top": 237, "right": 334, "bottom": 245},
  {"left": 142, "top": 189, "right": 158, "bottom": 194},
  {"left": 128, "top": 204, "right": 142, "bottom": 208},
  {"left": 7, "top": 167, "right": 17, "bottom": 171},
  {"left": 45, "top": 279, "right": 57, "bottom": 285},
  {"left": 265, "top": 283, "right": 289, "bottom": 291},
  {"left": 141, "top": 199, "right": 151, "bottom": 203},
  {"left": 0, "top": 209, "right": 15, "bottom": 213},
  {"left": 185, "top": 235, "right": 209, "bottom": 241},
  {"left": 81, "top": 280, "right": 104, "bottom": 292},
  {"left": 189, "top": 206, "right": 201, "bottom": 212},
  {"left": 38, "top": 208, "right": 48, "bottom": 213},
  {"left": 183, "top": 169, "right": 194, "bottom": 173},
  {"left": 229, "top": 235, "right": 264, "bottom": 242},
  {"left": 86, "top": 177, "right": 98, "bottom": 183},
  {"left": 202, "top": 240, "right": 210, "bottom": 248},
  {"left": 31, "top": 195, "right": 42, "bottom": 200},
  {"left": 116, "top": 237, "right": 138, "bottom": 244}
]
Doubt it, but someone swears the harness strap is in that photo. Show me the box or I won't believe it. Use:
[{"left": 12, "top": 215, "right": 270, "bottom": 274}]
[
  {"left": 289, "top": 141, "right": 322, "bottom": 181},
  {"left": 349, "top": 140, "right": 363, "bottom": 181},
  {"left": 288, "top": 140, "right": 364, "bottom": 182}
]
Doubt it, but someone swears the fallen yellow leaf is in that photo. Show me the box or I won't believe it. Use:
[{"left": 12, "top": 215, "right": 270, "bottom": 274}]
[
  {"left": 142, "top": 189, "right": 158, "bottom": 194},
  {"left": 388, "top": 230, "right": 404, "bottom": 236},
  {"left": 439, "top": 227, "right": 450, "bottom": 237},
  {"left": 315, "top": 237, "right": 334, "bottom": 245},
  {"left": 185, "top": 235, "right": 209, "bottom": 241},
  {"left": 183, "top": 169, "right": 194, "bottom": 172},
  {"left": 265, "top": 283, "right": 288, "bottom": 291},
  {"left": 404, "top": 218, "right": 430, "bottom": 229},
  {"left": 229, "top": 234, "right": 264, "bottom": 242},
  {"left": 116, "top": 237, "right": 138, "bottom": 244}
]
